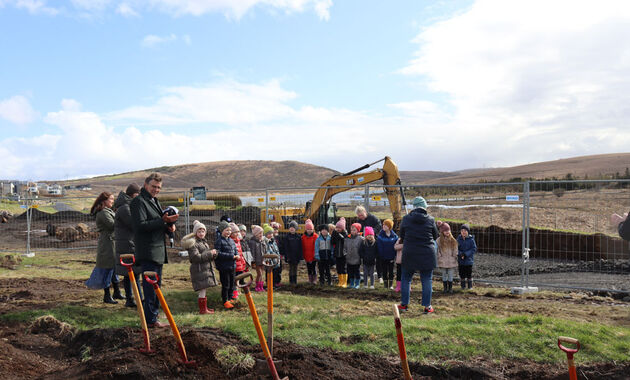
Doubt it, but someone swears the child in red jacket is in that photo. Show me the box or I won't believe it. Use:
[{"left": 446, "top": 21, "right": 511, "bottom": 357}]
[
  {"left": 230, "top": 223, "right": 247, "bottom": 301},
  {"left": 301, "top": 219, "right": 319, "bottom": 284}
]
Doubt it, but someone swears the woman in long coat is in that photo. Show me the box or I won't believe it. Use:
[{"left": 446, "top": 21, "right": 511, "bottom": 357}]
[
  {"left": 397, "top": 196, "right": 438, "bottom": 314},
  {"left": 85, "top": 192, "right": 121, "bottom": 304}
]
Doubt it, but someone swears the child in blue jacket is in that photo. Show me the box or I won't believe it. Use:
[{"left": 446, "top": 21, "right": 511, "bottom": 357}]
[
  {"left": 314, "top": 224, "right": 333, "bottom": 285},
  {"left": 376, "top": 219, "right": 398, "bottom": 289},
  {"left": 215, "top": 221, "right": 238, "bottom": 308},
  {"left": 457, "top": 224, "right": 477, "bottom": 289}
]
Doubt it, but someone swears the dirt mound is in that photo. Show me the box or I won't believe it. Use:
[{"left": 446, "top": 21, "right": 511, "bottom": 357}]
[
  {"left": 14, "top": 209, "right": 87, "bottom": 222},
  {"left": 29, "top": 315, "right": 76, "bottom": 344},
  {"left": 0, "top": 254, "right": 21, "bottom": 269}
]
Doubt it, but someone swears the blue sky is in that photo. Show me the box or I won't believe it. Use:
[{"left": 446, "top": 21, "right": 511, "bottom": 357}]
[{"left": 1, "top": 0, "right": 629, "bottom": 181}]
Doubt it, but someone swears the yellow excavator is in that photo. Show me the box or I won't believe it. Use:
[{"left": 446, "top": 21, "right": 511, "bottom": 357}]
[{"left": 261, "top": 156, "right": 407, "bottom": 233}]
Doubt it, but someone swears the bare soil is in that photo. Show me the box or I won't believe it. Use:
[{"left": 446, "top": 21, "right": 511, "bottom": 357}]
[{"left": 1, "top": 318, "right": 629, "bottom": 380}]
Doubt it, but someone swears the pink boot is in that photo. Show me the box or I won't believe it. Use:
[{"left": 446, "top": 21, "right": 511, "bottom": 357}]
[
  {"left": 395, "top": 281, "right": 401, "bottom": 292},
  {"left": 255, "top": 281, "right": 264, "bottom": 292},
  {"left": 232, "top": 290, "right": 239, "bottom": 300}
]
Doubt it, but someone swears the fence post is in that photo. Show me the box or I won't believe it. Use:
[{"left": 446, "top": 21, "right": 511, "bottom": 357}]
[
  {"left": 185, "top": 191, "right": 190, "bottom": 235},
  {"left": 364, "top": 184, "right": 370, "bottom": 213},
  {"left": 265, "top": 189, "right": 269, "bottom": 225},
  {"left": 24, "top": 197, "right": 34, "bottom": 257}
]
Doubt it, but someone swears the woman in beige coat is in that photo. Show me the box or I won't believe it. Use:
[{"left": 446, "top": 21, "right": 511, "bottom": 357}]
[{"left": 181, "top": 220, "right": 218, "bottom": 314}]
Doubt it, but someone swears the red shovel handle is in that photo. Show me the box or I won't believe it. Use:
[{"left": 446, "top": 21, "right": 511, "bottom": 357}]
[
  {"left": 144, "top": 271, "right": 160, "bottom": 285},
  {"left": 120, "top": 254, "right": 135, "bottom": 268},
  {"left": 235, "top": 272, "right": 253, "bottom": 288},
  {"left": 558, "top": 336, "right": 580, "bottom": 355}
]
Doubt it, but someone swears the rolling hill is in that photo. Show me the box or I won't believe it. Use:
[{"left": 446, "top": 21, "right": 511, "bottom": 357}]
[{"left": 59, "top": 153, "right": 630, "bottom": 192}]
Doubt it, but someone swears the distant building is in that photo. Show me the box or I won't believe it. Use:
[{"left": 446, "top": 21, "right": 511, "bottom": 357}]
[
  {"left": 48, "top": 184, "right": 63, "bottom": 195},
  {"left": 0, "top": 182, "right": 15, "bottom": 195},
  {"left": 76, "top": 184, "right": 92, "bottom": 191},
  {"left": 27, "top": 182, "right": 39, "bottom": 196}
]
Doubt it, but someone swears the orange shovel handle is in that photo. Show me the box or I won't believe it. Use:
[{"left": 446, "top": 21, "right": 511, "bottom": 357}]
[
  {"left": 393, "top": 305, "right": 413, "bottom": 380},
  {"left": 144, "top": 271, "right": 191, "bottom": 364}
]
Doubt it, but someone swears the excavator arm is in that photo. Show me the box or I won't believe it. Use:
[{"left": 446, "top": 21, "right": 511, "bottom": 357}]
[{"left": 306, "top": 156, "right": 405, "bottom": 227}]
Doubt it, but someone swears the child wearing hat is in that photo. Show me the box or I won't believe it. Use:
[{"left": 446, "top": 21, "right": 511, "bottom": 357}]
[
  {"left": 377, "top": 218, "right": 398, "bottom": 290},
  {"left": 359, "top": 226, "right": 378, "bottom": 289},
  {"left": 248, "top": 225, "right": 266, "bottom": 291},
  {"left": 181, "top": 220, "right": 218, "bottom": 314},
  {"left": 331, "top": 217, "right": 348, "bottom": 287},
  {"left": 230, "top": 223, "right": 247, "bottom": 300},
  {"left": 239, "top": 224, "right": 253, "bottom": 266},
  {"left": 263, "top": 223, "right": 282, "bottom": 288},
  {"left": 281, "top": 220, "right": 303, "bottom": 285},
  {"left": 301, "top": 219, "right": 319, "bottom": 284},
  {"left": 457, "top": 223, "right": 477, "bottom": 289},
  {"left": 314, "top": 224, "right": 332, "bottom": 285},
  {"left": 214, "top": 220, "right": 238, "bottom": 309},
  {"left": 344, "top": 222, "right": 364, "bottom": 289},
  {"left": 436, "top": 221, "right": 458, "bottom": 293}
]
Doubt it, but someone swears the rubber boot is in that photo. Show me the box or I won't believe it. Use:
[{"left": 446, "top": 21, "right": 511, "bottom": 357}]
[
  {"left": 290, "top": 275, "right": 297, "bottom": 285},
  {"left": 198, "top": 297, "right": 214, "bottom": 314},
  {"left": 111, "top": 280, "right": 125, "bottom": 300},
  {"left": 103, "top": 288, "right": 118, "bottom": 304},
  {"left": 256, "top": 281, "right": 264, "bottom": 292},
  {"left": 341, "top": 274, "right": 348, "bottom": 288},
  {"left": 232, "top": 289, "right": 239, "bottom": 300},
  {"left": 122, "top": 277, "right": 136, "bottom": 307},
  {"left": 467, "top": 279, "right": 473, "bottom": 289},
  {"left": 461, "top": 279, "right": 467, "bottom": 289},
  {"left": 395, "top": 281, "right": 401, "bottom": 292},
  {"left": 443, "top": 281, "right": 448, "bottom": 294},
  {"left": 448, "top": 281, "right": 453, "bottom": 293}
]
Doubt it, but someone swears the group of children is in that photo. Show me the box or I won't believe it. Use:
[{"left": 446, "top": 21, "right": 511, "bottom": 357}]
[
  {"left": 436, "top": 222, "right": 477, "bottom": 293},
  {"left": 181, "top": 214, "right": 477, "bottom": 314}
]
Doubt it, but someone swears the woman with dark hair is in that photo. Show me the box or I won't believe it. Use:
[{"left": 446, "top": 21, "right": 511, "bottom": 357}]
[{"left": 85, "top": 191, "right": 121, "bottom": 304}]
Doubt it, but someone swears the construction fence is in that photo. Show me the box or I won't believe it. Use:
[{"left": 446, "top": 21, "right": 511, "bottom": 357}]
[{"left": 1, "top": 180, "right": 629, "bottom": 294}]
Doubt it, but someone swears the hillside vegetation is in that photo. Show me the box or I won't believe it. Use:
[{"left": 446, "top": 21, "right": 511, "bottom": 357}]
[{"left": 58, "top": 153, "right": 630, "bottom": 192}]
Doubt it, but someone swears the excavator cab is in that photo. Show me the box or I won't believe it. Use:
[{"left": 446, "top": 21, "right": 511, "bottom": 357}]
[{"left": 305, "top": 200, "right": 337, "bottom": 226}]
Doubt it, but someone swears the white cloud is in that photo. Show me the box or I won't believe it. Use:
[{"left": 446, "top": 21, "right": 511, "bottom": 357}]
[
  {"left": 1, "top": 78, "right": 450, "bottom": 180},
  {"left": 115, "top": 3, "right": 138, "bottom": 17},
  {"left": 141, "top": 33, "right": 178, "bottom": 47},
  {"left": 398, "top": 0, "right": 630, "bottom": 168},
  {"left": 107, "top": 79, "right": 298, "bottom": 125},
  {"left": 0, "top": 95, "right": 38, "bottom": 125},
  {"left": 1, "top": 0, "right": 332, "bottom": 19},
  {"left": 10, "top": 0, "right": 58, "bottom": 15},
  {"left": 146, "top": 0, "right": 332, "bottom": 20},
  {"left": 182, "top": 34, "right": 192, "bottom": 45},
  {"left": 71, "top": 0, "right": 110, "bottom": 11}
]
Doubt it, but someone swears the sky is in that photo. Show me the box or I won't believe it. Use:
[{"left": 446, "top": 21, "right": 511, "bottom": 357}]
[{"left": 1, "top": 0, "right": 630, "bottom": 181}]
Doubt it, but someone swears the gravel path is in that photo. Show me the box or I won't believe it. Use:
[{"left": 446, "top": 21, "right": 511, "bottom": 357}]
[{"left": 469, "top": 252, "right": 630, "bottom": 292}]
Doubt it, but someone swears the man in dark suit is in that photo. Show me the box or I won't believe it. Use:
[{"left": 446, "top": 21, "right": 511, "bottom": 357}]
[{"left": 130, "top": 173, "right": 178, "bottom": 328}]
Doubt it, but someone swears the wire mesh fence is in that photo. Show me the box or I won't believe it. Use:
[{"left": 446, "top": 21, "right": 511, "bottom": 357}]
[{"left": 1, "top": 180, "right": 629, "bottom": 293}]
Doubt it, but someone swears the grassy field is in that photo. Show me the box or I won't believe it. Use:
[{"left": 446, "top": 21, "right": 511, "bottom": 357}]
[{"left": 1, "top": 249, "right": 628, "bottom": 369}]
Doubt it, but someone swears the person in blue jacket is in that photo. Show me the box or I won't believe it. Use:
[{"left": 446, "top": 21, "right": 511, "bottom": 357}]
[
  {"left": 457, "top": 223, "right": 477, "bottom": 290},
  {"left": 214, "top": 220, "right": 238, "bottom": 309},
  {"left": 314, "top": 224, "right": 333, "bottom": 285},
  {"left": 376, "top": 218, "right": 398, "bottom": 290},
  {"left": 397, "top": 196, "right": 438, "bottom": 314}
]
